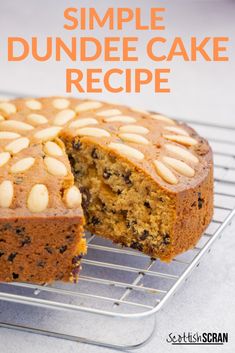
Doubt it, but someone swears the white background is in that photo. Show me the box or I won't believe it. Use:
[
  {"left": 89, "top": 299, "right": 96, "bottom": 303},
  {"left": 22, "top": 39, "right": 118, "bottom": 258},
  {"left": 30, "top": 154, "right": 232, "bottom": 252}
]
[{"left": 0, "top": 1, "right": 235, "bottom": 352}]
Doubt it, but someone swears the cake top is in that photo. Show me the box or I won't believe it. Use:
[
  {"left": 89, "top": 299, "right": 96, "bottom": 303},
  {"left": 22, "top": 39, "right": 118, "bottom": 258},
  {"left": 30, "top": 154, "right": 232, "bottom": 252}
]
[{"left": 0, "top": 97, "right": 212, "bottom": 214}]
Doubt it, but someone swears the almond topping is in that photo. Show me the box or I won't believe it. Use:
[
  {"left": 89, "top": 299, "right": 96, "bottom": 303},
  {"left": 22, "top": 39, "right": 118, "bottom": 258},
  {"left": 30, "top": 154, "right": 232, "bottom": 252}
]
[
  {"left": 44, "top": 157, "right": 67, "bottom": 176},
  {"left": 154, "top": 160, "right": 178, "bottom": 184},
  {"left": 76, "top": 127, "right": 110, "bottom": 137},
  {"left": 0, "top": 102, "right": 17, "bottom": 115},
  {"left": 0, "top": 114, "right": 5, "bottom": 121},
  {"left": 27, "top": 184, "right": 49, "bottom": 213},
  {"left": 25, "top": 99, "right": 42, "bottom": 110},
  {"left": 163, "top": 134, "right": 198, "bottom": 146},
  {"left": 11, "top": 157, "right": 35, "bottom": 174},
  {"left": 131, "top": 108, "right": 148, "bottom": 115},
  {"left": 0, "top": 120, "right": 34, "bottom": 131},
  {"left": 75, "top": 101, "right": 103, "bottom": 112},
  {"left": 0, "top": 131, "right": 21, "bottom": 139},
  {"left": 52, "top": 98, "right": 70, "bottom": 109},
  {"left": 34, "top": 127, "right": 62, "bottom": 141},
  {"left": 119, "top": 125, "right": 149, "bottom": 135},
  {"left": 5, "top": 137, "right": 30, "bottom": 154},
  {"left": 0, "top": 181, "right": 14, "bottom": 208},
  {"left": 165, "top": 144, "right": 199, "bottom": 164},
  {"left": 105, "top": 115, "right": 136, "bottom": 123},
  {"left": 27, "top": 113, "right": 48, "bottom": 125},
  {"left": 53, "top": 109, "right": 76, "bottom": 126},
  {"left": 150, "top": 114, "right": 175, "bottom": 125},
  {"left": 108, "top": 142, "right": 144, "bottom": 160},
  {"left": 163, "top": 157, "right": 195, "bottom": 177},
  {"left": 69, "top": 118, "right": 98, "bottom": 129},
  {"left": 119, "top": 133, "right": 149, "bottom": 145},
  {"left": 64, "top": 186, "right": 82, "bottom": 208},
  {"left": 96, "top": 109, "right": 121, "bottom": 117},
  {"left": 44, "top": 141, "right": 64, "bottom": 157},
  {"left": 0, "top": 152, "right": 11, "bottom": 167},
  {"left": 165, "top": 126, "right": 189, "bottom": 136}
]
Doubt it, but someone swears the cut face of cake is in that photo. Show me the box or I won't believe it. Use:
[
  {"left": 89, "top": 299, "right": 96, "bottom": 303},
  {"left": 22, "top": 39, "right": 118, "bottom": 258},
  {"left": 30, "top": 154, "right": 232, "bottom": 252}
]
[{"left": 0, "top": 97, "right": 213, "bottom": 283}]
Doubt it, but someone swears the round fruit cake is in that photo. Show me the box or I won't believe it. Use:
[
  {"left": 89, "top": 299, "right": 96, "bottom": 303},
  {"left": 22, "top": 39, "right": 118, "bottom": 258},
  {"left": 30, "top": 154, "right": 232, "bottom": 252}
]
[{"left": 0, "top": 97, "right": 213, "bottom": 283}]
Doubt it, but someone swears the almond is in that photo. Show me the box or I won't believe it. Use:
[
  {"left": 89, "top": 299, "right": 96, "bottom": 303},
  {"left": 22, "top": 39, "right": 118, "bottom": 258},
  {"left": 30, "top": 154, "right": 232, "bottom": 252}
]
[
  {"left": 0, "top": 181, "right": 14, "bottom": 208},
  {"left": 165, "top": 144, "right": 199, "bottom": 164},
  {"left": 119, "top": 133, "right": 149, "bottom": 145},
  {"left": 27, "top": 113, "right": 48, "bottom": 125},
  {"left": 165, "top": 126, "right": 189, "bottom": 136},
  {"left": 0, "top": 102, "right": 17, "bottom": 115},
  {"left": 11, "top": 157, "right": 35, "bottom": 173},
  {"left": 27, "top": 184, "right": 49, "bottom": 213},
  {"left": 154, "top": 160, "right": 178, "bottom": 184},
  {"left": 163, "top": 134, "right": 198, "bottom": 146},
  {"left": 44, "top": 141, "right": 64, "bottom": 157},
  {"left": 64, "top": 186, "right": 82, "bottom": 208},
  {"left": 44, "top": 157, "right": 67, "bottom": 176},
  {"left": 0, "top": 120, "right": 34, "bottom": 131},
  {"left": 52, "top": 98, "right": 70, "bottom": 109},
  {"left": 131, "top": 108, "right": 148, "bottom": 115},
  {"left": 5, "top": 137, "right": 30, "bottom": 154},
  {"left": 34, "top": 126, "right": 62, "bottom": 141},
  {"left": 69, "top": 118, "right": 98, "bottom": 129},
  {"left": 0, "top": 152, "right": 11, "bottom": 167},
  {"left": 163, "top": 156, "right": 195, "bottom": 177},
  {"left": 105, "top": 115, "right": 136, "bottom": 123},
  {"left": 108, "top": 142, "right": 144, "bottom": 160},
  {"left": 150, "top": 114, "right": 175, "bottom": 125},
  {"left": 96, "top": 109, "right": 121, "bottom": 117},
  {"left": 119, "top": 124, "right": 149, "bottom": 135},
  {"left": 25, "top": 99, "right": 42, "bottom": 110},
  {"left": 75, "top": 101, "right": 102, "bottom": 112},
  {"left": 0, "top": 131, "right": 21, "bottom": 139},
  {"left": 76, "top": 127, "right": 110, "bottom": 137},
  {"left": 0, "top": 114, "right": 5, "bottom": 121},
  {"left": 53, "top": 109, "right": 76, "bottom": 126}
]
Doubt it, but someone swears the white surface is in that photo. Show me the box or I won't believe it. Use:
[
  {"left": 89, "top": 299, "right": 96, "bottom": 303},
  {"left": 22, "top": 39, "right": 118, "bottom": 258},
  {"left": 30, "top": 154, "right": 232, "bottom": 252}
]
[{"left": 0, "top": 1, "right": 235, "bottom": 352}]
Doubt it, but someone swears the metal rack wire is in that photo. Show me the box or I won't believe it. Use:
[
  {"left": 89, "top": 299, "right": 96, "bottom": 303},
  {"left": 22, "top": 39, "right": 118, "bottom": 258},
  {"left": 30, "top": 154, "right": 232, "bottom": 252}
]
[{"left": 0, "top": 93, "right": 235, "bottom": 350}]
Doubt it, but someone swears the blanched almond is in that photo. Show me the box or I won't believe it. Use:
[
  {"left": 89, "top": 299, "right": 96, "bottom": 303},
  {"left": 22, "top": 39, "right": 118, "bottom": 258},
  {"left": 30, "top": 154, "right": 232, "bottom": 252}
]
[
  {"left": 154, "top": 160, "right": 178, "bottom": 184},
  {"left": 131, "top": 108, "right": 148, "bottom": 115},
  {"left": 75, "top": 101, "right": 102, "bottom": 112},
  {"left": 105, "top": 115, "right": 136, "bottom": 123},
  {"left": 163, "top": 157, "right": 195, "bottom": 177},
  {"left": 0, "top": 152, "right": 11, "bottom": 167},
  {"left": 34, "top": 126, "right": 62, "bottom": 141},
  {"left": 119, "top": 125, "right": 149, "bottom": 135},
  {"left": 119, "top": 133, "right": 149, "bottom": 145},
  {"left": 11, "top": 157, "right": 35, "bottom": 173},
  {"left": 44, "top": 141, "right": 63, "bottom": 156},
  {"left": 96, "top": 109, "right": 121, "bottom": 117},
  {"left": 5, "top": 137, "right": 30, "bottom": 154},
  {"left": 163, "top": 134, "right": 198, "bottom": 146},
  {"left": 0, "top": 120, "right": 34, "bottom": 131},
  {"left": 0, "top": 114, "right": 5, "bottom": 121},
  {"left": 64, "top": 186, "right": 82, "bottom": 208},
  {"left": 44, "top": 157, "right": 67, "bottom": 176},
  {"left": 0, "top": 102, "right": 17, "bottom": 115},
  {"left": 53, "top": 109, "right": 76, "bottom": 126},
  {"left": 165, "top": 126, "right": 189, "bottom": 136},
  {"left": 69, "top": 118, "right": 98, "bottom": 129},
  {"left": 0, "top": 181, "right": 14, "bottom": 208},
  {"left": 76, "top": 127, "right": 110, "bottom": 137},
  {"left": 0, "top": 131, "right": 21, "bottom": 139},
  {"left": 52, "top": 98, "right": 70, "bottom": 109},
  {"left": 108, "top": 142, "right": 144, "bottom": 160},
  {"left": 27, "top": 113, "right": 48, "bottom": 125},
  {"left": 165, "top": 144, "right": 199, "bottom": 164},
  {"left": 27, "top": 184, "right": 49, "bottom": 213},
  {"left": 25, "top": 99, "right": 42, "bottom": 110},
  {"left": 150, "top": 114, "right": 175, "bottom": 125}
]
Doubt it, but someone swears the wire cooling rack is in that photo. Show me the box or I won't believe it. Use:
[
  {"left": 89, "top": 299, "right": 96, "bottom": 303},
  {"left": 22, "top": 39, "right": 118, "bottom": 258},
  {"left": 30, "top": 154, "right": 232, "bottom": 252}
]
[{"left": 0, "top": 93, "right": 235, "bottom": 350}]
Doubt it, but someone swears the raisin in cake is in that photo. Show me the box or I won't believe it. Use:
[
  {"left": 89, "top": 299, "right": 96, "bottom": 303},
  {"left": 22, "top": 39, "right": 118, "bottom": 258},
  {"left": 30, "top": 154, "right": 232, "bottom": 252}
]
[{"left": 0, "top": 97, "right": 213, "bottom": 283}]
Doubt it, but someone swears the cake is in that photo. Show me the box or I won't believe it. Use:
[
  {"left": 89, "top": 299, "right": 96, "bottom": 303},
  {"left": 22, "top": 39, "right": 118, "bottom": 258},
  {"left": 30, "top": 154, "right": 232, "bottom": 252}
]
[{"left": 0, "top": 97, "right": 213, "bottom": 283}]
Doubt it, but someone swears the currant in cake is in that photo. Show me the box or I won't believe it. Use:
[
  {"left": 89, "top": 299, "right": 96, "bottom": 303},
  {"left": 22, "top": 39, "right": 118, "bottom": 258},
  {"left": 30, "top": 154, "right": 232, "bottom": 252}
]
[{"left": 0, "top": 97, "right": 213, "bottom": 283}]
